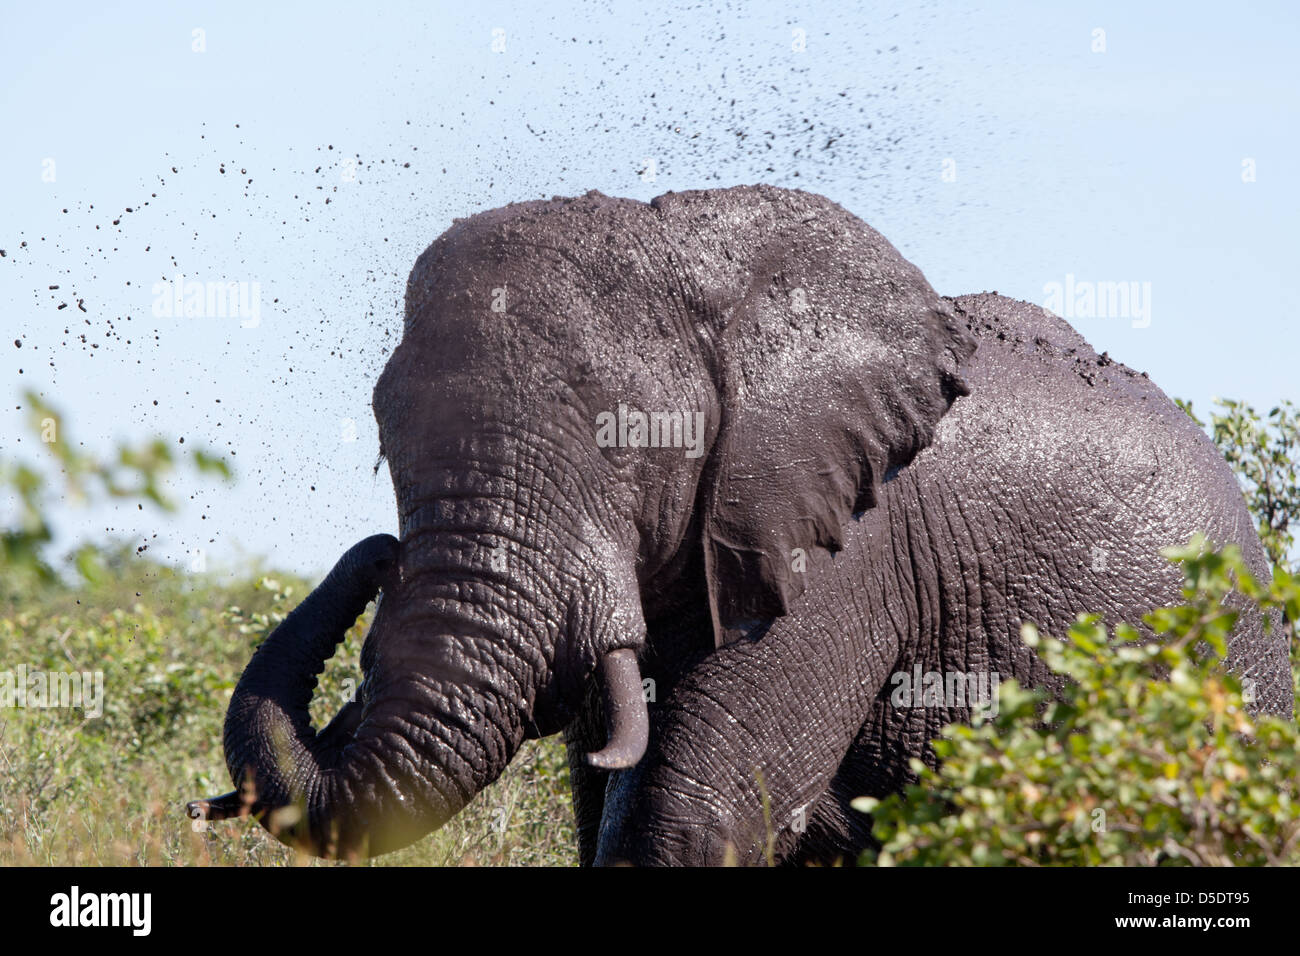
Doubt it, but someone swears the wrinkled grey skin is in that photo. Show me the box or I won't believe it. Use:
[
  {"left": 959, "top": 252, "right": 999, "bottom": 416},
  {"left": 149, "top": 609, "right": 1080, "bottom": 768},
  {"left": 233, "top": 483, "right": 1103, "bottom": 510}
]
[
  {"left": 594, "top": 291, "right": 1294, "bottom": 865},
  {"left": 189, "top": 185, "right": 1292, "bottom": 864}
]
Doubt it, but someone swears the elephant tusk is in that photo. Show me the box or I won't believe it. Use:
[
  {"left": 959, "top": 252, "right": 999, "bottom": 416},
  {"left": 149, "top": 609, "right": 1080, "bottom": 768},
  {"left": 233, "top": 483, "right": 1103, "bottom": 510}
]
[{"left": 586, "top": 648, "right": 649, "bottom": 771}]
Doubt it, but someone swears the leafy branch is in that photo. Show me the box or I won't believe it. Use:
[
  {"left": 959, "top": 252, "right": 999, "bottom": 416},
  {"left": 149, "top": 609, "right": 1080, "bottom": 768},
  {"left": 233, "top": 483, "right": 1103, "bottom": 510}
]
[{"left": 1, "top": 390, "right": 231, "bottom": 586}]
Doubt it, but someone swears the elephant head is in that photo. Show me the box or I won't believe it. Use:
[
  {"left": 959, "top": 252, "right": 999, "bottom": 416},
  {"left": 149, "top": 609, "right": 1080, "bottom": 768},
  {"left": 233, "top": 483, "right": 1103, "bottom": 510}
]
[{"left": 187, "top": 185, "right": 975, "bottom": 858}]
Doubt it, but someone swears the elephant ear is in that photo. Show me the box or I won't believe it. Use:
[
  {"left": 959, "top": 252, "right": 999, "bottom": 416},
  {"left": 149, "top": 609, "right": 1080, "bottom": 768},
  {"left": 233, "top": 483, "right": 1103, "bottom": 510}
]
[{"left": 691, "top": 190, "right": 975, "bottom": 644}]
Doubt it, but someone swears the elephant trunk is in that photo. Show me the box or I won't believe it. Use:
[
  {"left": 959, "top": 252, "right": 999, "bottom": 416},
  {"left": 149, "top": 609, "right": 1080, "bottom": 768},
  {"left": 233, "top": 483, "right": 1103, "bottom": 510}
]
[
  {"left": 188, "top": 529, "right": 649, "bottom": 858},
  {"left": 186, "top": 534, "right": 398, "bottom": 846}
]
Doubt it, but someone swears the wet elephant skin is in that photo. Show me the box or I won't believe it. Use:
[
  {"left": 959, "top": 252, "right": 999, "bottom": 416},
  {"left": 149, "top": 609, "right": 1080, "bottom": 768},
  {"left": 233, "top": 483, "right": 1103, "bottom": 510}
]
[{"left": 189, "top": 186, "right": 1290, "bottom": 865}]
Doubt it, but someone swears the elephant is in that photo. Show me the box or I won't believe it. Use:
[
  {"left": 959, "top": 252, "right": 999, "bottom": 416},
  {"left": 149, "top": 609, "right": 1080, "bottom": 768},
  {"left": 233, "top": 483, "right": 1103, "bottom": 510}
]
[{"left": 188, "top": 185, "right": 1293, "bottom": 865}]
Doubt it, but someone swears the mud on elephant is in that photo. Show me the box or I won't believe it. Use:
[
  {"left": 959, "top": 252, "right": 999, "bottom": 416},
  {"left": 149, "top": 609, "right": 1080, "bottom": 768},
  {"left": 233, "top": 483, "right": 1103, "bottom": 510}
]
[{"left": 189, "top": 186, "right": 1292, "bottom": 864}]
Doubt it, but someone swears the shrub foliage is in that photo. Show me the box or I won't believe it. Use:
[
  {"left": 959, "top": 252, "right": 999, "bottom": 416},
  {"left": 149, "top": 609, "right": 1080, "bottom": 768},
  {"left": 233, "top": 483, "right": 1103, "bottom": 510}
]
[{"left": 855, "top": 541, "right": 1300, "bottom": 865}]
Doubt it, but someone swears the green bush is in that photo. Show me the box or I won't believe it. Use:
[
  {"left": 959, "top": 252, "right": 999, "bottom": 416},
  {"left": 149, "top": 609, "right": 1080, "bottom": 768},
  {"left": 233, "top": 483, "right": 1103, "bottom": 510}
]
[
  {"left": 1180, "top": 397, "right": 1298, "bottom": 572},
  {"left": 1, "top": 390, "right": 230, "bottom": 592},
  {"left": 854, "top": 539, "right": 1300, "bottom": 866}
]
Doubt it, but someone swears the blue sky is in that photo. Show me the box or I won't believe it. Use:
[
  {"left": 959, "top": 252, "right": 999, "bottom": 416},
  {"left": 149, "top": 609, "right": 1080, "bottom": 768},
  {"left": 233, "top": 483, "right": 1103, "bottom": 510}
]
[{"left": 2, "top": 0, "right": 1297, "bottom": 579}]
